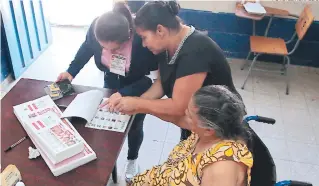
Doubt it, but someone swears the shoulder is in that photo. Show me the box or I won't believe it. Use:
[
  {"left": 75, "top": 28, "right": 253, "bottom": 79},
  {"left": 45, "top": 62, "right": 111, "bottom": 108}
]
[
  {"left": 199, "top": 141, "right": 252, "bottom": 186},
  {"left": 201, "top": 160, "right": 246, "bottom": 186},
  {"left": 132, "top": 31, "right": 142, "bottom": 46},
  {"left": 86, "top": 17, "right": 99, "bottom": 41},
  {"left": 203, "top": 141, "right": 253, "bottom": 167},
  {"left": 88, "top": 17, "right": 99, "bottom": 32},
  {"left": 180, "top": 30, "right": 225, "bottom": 63},
  {"left": 184, "top": 30, "right": 218, "bottom": 52}
]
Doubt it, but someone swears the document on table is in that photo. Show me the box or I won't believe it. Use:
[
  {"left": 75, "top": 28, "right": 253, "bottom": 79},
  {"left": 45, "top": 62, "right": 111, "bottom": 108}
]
[{"left": 61, "top": 90, "right": 131, "bottom": 133}]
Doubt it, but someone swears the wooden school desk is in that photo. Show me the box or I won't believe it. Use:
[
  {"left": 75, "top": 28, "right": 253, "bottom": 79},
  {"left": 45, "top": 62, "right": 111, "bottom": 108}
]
[{"left": 235, "top": 2, "right": 290, "bottom": 36}]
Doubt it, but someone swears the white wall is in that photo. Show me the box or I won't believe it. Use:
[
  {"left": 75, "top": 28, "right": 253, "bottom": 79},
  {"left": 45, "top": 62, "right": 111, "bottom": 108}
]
[
  {"left": 179, "top": 1, "right": 319, "bottom": 20},
  {"left": 45, "top": 0, "right": 113, "bottom": 26}
]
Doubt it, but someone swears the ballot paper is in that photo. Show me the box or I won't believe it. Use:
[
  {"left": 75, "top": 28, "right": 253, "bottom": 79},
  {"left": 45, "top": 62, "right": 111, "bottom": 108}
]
[
  {"left": 61, "top": 90, "right": 132, "bottom": 133},
  {"left": 86, "top": 107, "right": 131, "bottom": 132},
  {"left": 13, "top": 95, "right": 97, "bottom": 176},
  {"left": 13, "top": 96, "right": 84, "bottom": 164}
]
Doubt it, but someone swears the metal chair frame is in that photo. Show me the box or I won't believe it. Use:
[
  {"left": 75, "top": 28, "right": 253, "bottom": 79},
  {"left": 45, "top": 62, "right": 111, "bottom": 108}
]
[{"left": 241, "top": 5, "right": 314, "bottom": 95}]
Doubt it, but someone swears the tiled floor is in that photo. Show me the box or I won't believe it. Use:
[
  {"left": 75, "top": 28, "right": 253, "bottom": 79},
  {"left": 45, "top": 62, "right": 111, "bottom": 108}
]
[{"left": 2, "top": 27, "right": 319, "bottom": 185}]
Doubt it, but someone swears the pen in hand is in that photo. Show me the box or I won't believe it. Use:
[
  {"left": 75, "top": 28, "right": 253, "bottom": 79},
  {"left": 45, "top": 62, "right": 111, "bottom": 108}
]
[{"left": 4, "top": 136, "right": 29, "bottom": 152}]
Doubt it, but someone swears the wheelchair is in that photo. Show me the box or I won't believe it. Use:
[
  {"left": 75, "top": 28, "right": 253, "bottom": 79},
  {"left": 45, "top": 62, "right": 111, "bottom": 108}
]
[{"left": 245, "top": 115, "right": 313, "bottom": 186}]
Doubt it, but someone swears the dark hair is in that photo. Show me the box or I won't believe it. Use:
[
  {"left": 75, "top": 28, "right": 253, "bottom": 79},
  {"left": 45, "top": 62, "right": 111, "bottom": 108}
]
[
  {"left": 134, "top": 1, "right": 181, "bottom": 32},
  {"left": 95, "top": 2, "right": 133, "bottom": 43},
  {"left": 193, "top": 85, "right": 251, "bottom": 143}
]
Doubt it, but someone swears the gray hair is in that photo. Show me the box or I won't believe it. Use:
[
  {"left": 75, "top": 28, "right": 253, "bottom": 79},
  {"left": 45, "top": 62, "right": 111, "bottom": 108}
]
[{"left": 193, "top": 85, "right": 250, "bottom": 141}]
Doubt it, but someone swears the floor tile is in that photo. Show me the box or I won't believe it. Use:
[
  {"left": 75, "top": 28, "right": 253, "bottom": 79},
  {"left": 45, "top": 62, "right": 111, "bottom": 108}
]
[
  {"left": 237, "top": 88, "right": 254, "bottom": 106},
  {"left": 231, "top": 66, "right": 254, "bottom": 92},
  {"left": 249, "top": 122, "right": 264, "bottom": 137},
  {"left": 284, "top": 122, "right": 316, "bottom": 144},
  {"left": 304, "top": 86, "right": 319, "bottom": 98},
  {"left": 261, "top": 123, "right": 286, "bottom": 140},
  {"left": 107, "top": 177, "right": 126, "bottom": 186},
  {"left": 255, "top": 106, "right": 285, "bottom": 140},
  {"left": 1, "top": 91, "right": 6, "bottom": 100},
  {"left": 244, "top": 103, "right": 255, "bottom": 116},
  {"left": 254, "top": 92, "right": 281, "bottom": 107},
  {"left": 280, "top": 94, "right": 308, "bottom": 110},
  {"left": 252, "top": 73, "right": 283, "bottom": 96},
  {"left": 277, "top": 83, "right": 306, "bottom": 97},
  {"left": 165, "top": 124, "right": 181, "bottom": 143},
  {"left": 234, "top": 77, "right": 254, "bottom": 92},
  {"left": 159, "top": 142, "right": 178, "bottom": 164},
  {"left": 282, "top": 108, "right": 312, "bottom": 127},
  {"left": 117, "top": 140, "right": 164, "bottom": 175},
  {"left": 305, "top": 95, "right": 319, "bottom": 111},
  {"left": 309, "top": 109, "right": 319, "bottom": 125},
  {"left": 286, "top": 141, "right": 319, "bottom": 165},
  {"left": 273, "top": 159, "right": 292, "bottom": 182},
  {"left": 0, "top": 74, "right": 15, "bottom": 92},
  {"left": 262, "top": 138, "right": 290, "bottom": 160},
  {"left": 313, "top": 123, "right": 319, "bottom": 145},
  {"left": 138, "top": 140, "right": 164, "bottom": 173},
  {"left": 289, "top": 162, "right": 319, "bottom": 186},
  {"left": 143, "top": 115, "right": 169, "bottom": 142}
]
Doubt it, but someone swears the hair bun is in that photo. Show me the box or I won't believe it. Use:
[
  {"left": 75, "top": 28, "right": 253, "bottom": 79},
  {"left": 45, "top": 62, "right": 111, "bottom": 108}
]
[{"left": 166, "top": 1, "right": 180, "bottom": 16}]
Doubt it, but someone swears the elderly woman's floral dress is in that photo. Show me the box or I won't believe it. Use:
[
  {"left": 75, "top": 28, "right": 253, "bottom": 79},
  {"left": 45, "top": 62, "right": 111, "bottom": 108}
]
[{"left": 130, "top": 133, "right": 253, "bottom": 186}]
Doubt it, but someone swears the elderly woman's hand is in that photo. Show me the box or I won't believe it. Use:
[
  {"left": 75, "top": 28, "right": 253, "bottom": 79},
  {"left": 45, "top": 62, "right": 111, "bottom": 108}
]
[{"left": 113, "top": 97, "right": 139, "bottom": 115}]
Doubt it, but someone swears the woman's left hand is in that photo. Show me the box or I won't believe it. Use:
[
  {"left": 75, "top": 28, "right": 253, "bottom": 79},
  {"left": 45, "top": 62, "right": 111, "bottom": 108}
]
[{"left": 114, "top": 97, "right": 139, "bottom": 115}]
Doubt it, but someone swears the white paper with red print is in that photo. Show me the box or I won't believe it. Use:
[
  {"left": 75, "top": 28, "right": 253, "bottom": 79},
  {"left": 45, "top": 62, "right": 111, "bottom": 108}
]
[{"left": 13, "top": 96, "right": 96, "bottom": 176}]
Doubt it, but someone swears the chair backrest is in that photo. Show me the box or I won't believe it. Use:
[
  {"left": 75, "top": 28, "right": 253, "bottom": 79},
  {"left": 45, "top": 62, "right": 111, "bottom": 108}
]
[
  {"left": 295, "top": 5, "right": 314, "bottom": 40},
  {"left": 247, "top": 125, "right": 277, "bottom": 186}
]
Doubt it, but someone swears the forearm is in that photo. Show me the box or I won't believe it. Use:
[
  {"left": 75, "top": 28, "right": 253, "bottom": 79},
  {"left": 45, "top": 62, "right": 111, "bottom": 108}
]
[
  {"left": 152, "top": 113, "right": 191, "bottom": 130},
  {"left": 140, "top": 79, "right": 164, "bottom": 100},
  {"left": 136, "top": 98, "right": 185, "bottom": 119}
]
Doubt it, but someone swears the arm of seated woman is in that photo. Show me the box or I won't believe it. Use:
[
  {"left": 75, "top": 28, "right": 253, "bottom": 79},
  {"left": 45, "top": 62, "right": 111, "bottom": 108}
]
[{"left": 201, "top": 161, "right": 247, "bottom": 186}]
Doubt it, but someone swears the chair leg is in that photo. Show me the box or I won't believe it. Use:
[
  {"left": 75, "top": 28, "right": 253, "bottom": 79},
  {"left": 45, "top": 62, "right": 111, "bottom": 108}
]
[
  {"left": 241, "top": 54, "right": 260, "bottom": 90},
  {"left": 112, "top": 164, "right": 118, "bottom": 183},
  {"left": 241, "top": 51, "right": 252, "bottom": 70},
  {"left": 285, "top": 56, "right": 291, "bottom": 95},
  {"left": 281, "top": 56, "right": 286, "bottom": 75}
]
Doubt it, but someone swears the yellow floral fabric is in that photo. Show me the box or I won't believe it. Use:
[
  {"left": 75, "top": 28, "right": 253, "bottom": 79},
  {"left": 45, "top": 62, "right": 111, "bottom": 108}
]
[{"left": 131, "top": 133, "right": 253, "bottom": 186}]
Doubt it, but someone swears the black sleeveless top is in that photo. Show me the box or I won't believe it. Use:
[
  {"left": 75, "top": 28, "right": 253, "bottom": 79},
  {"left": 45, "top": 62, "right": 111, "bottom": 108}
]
[{"left": 159, "top": 30, "right": 241, "bottom": 100}]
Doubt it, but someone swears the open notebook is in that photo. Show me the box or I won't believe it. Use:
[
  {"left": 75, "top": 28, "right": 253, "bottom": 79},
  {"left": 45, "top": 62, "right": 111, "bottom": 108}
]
[{"left": 62, "top": 90, "right": 132, "bottom": 133}]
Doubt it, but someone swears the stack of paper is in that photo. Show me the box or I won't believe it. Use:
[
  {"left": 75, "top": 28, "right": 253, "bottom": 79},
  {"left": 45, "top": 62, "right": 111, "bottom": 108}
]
[
  {"left": 13, "top": 96, "right": 96, "bottom": 176},
  {"left": 244, "top": 2, "right": 266, "bottom": 15}
]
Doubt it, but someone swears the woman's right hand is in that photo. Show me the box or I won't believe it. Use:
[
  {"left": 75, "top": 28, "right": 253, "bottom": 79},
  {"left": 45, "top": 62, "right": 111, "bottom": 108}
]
[
  {"left": 99, "top": 92, "right": 122, "bottom": 112},
  {"left": 56, "top": 72, "right": 73, "bottom": 82}
]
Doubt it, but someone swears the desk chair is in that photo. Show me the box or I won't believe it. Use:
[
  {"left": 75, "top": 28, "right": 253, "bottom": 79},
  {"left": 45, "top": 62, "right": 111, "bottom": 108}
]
[{"left": 241, "top": 5, "right": 314, "bottom": 95}]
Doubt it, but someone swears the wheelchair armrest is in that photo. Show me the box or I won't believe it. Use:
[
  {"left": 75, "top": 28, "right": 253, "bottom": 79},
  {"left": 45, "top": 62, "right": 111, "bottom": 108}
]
[{"left": 275, "top": 180, "right": 313, "bottom": 186}]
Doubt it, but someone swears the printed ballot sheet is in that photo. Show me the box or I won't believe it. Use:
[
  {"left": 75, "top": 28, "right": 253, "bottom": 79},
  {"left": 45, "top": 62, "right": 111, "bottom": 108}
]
[
  {"left": 85, "top": 107, "right": 131, "bottom": 133},
  {"left": 61, "top": 90, "right": 131, "bottom": 133}
]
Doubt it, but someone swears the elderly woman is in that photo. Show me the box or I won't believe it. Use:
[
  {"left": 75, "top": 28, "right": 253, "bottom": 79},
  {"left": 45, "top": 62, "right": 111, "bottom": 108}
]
[{"left": 129, "top": 85, "right": 253, "bottom": 186}]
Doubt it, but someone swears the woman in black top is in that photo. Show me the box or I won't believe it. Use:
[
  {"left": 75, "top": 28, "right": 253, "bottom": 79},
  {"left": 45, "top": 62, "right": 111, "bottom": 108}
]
[
  {"left": 108, "top": 1, "right": 242, "bottom": 141},
  {"left": 56, "top": 2, "right": 157, "bottom": 181}
]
